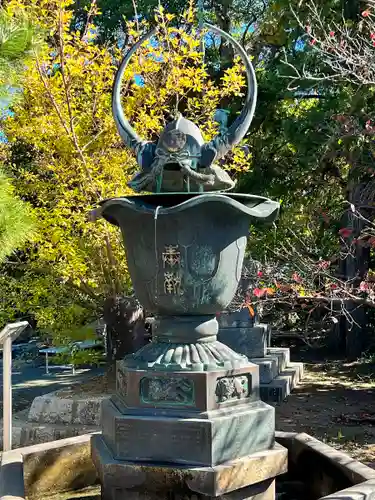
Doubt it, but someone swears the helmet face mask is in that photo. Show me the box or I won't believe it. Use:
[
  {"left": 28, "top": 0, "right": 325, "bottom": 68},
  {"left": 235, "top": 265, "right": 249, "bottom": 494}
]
[
  {"left": 161, "top": 129, "right": 187, "bottom": 153},
  {"left": 112, "top": 23, "right": 258, "bottom": 193},
  {"left": 156, "top": 115, "right": 203, "bottom": 167}
]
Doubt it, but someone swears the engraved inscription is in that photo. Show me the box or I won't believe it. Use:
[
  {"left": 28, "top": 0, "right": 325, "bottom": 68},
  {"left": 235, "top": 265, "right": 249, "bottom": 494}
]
[
  {"left": 115, "top": 419, "right": 207, "bottom": 462},
  {"left": 215, "top": 375, "right": 250, "bottom": 403},
  {"left": 162, "top": 245, "right": 182, "bottom": 295},
  {"left": 164, "top": 272, "right": 181, "bottom": 294},
  {"left": 140, "top": 376, "right": 195, "bottom": 406},
  {"left": 162, "top": 245, "right": 180, "bottom": 267},
  {"left": 116, "top": 368, "right": 128, "bottom": 400}
]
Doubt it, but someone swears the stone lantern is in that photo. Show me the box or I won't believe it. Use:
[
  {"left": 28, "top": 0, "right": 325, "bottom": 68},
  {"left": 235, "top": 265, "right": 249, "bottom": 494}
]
[{"left": 91, "top": 21, "right": 287, "bottom": 500}]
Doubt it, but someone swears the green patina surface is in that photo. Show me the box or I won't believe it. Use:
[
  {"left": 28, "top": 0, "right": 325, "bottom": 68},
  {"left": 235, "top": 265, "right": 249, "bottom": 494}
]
[{"left": 140, "top": 376, "right": 195, "bottom": 406}]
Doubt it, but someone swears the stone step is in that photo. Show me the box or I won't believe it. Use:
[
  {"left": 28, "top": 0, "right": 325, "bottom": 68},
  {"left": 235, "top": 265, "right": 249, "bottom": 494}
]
[
  {"left": 259, "top": 363, "right": 303, "bottom": 404},
  {"left": 251, "top": 352, "right": 303, "bottom": 385},
  {"left": 289, "top": 361, "right": 304, "bottom": 379},
  {"left": 251, "top": 347, "right": 292, "bottom": 384},
  {"left": 266, "top": 347, "right": 290, "bottom": 371},
  {"left": 250, "top": 356, "right": 280, "bottom": 384}
]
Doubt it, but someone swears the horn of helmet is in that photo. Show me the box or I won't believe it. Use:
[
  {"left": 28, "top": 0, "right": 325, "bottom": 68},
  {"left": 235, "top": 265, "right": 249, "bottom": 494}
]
[
  {"left": 112, "top": 22, "right": 257, "bottom": 164},
  {"left": 200, "top": 23, "right": 257, "bottom": 165},
  {"left": 112, "top": 28, "right": 157, "bottom": 150}
]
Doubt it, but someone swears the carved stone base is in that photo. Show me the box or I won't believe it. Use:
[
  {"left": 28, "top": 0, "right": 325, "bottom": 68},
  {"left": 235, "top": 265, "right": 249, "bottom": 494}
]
[
  {"left": 115, "top": 361, "right": 260, "bottom": 414},
  {"left": 123, "top": 339, "right": 250, "bottom": 371},
  {"left": 101, "top": 397, "right": 275, "bottom": 467},
  {"left": 92, "top": 434, "right": 287, "bottom": 500}
]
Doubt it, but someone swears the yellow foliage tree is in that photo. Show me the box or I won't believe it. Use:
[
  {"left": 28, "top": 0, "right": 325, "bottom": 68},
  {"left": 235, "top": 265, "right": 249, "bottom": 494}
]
[{"left": 0, "top": 0, "right": 250, "bottom": 352}]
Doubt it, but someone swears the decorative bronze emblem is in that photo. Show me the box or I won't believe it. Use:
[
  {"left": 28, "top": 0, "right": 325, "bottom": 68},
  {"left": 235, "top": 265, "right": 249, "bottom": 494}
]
[
  {"left": 215, "top": 375, "right": 250, "bottom": 403},
  {"left": 140, "top": 376, "right": 195, "bottom": 406}
]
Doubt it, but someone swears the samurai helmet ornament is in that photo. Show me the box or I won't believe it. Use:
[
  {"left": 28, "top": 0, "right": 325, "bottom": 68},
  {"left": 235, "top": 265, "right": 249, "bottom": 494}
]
[{"left": 112, "top": 23, "right": 257, "bottom": 193}]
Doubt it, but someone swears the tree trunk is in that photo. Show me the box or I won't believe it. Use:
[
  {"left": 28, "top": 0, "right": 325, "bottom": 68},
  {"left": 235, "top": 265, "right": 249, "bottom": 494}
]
[
  {"left": 341, "top": 181, "right": 370, "bottom": 360},
  {"left": 342, "top": 0, "right": 360, "bottom": 21},
  {"left": 214, "top": 1, "right": 234, "bottom": 64},
  {"left": 103, "top": 295, "right": 148, "bottom": 362},
  {"left": 326, "top": 300, "right": 346, "bottom": 355}
]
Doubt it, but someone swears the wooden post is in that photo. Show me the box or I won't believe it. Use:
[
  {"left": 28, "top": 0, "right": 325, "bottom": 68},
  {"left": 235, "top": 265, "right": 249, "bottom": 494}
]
[
  {"left": 2, "top": 335, "right": 12, "bottom": 451},
  {"left": 45, "top": 351, "right": 49, "bottom": 375}
]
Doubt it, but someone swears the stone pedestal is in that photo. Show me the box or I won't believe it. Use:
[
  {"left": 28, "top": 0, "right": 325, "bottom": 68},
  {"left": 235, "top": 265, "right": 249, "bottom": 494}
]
[
  {"left": 92, "top": 433, "right": 287, "bottom": 500},
  {"left": 92, "top": 317, "right": 287, "bottom": 500}
]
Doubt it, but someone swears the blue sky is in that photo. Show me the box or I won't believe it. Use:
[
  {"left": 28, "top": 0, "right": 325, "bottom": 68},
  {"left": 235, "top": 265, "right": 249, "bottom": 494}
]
[
  {"left": 0, "top": 97, "right": 14, "bottom": 143},
  {"left": 0, "top": 21, "right": 306, "bottom": 140}
]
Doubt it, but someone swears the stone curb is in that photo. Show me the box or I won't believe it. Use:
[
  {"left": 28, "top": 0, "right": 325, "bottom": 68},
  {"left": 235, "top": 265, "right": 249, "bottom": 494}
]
[
  {"left": 0, "top": 449, "right": 24, "bottom": 500},
  {"left": 276, "top": 431, "right": 375, "bottom": 499},
  {"left": 276, "top": 431, "right": 375, "bottom": 484},
  {"left": 0, "top": 433, "right": 99, "bottom": 500},
  {"left": 319, "top": 478, "right": 375, "bottom": 499},
  {"left": 1, "top": 432, "right": 375, "bottom": 500}
]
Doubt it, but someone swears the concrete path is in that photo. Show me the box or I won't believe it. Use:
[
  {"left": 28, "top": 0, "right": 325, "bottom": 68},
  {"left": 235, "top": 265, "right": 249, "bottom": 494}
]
[{"left": 0, "top": 366, "right": 104, "bottom": 413}]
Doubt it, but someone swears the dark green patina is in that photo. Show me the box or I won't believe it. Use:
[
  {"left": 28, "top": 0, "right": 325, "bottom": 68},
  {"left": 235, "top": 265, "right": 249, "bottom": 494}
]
[
  {"left": 92, "top": 27, "right": 280, "bottom": 370},
  {"left": 97, "top": 192, "right": 278, "bottom": 372},
  {"left": 92, "top": 20, "right": 283, "bottom": 491},
  {"left": 140, "top": 376, "right": 195, "bottom": 406}
]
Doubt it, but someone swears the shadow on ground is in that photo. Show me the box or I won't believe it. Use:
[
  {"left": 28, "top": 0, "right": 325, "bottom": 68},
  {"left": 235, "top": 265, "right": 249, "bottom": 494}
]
[
  {"left": 0, "top": 367, "right": 104, "bottom": 414},
  {"left": 276, "top": 358, "right": 375, "bottom": 467}
]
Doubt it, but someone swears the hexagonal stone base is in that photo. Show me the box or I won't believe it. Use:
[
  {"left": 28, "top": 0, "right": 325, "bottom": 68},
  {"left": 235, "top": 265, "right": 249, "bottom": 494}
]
[
  {"left": 101, "top": 398, "right": 275, "bottom": 467},
  {"left": 92, "top": 434, "right": 287, "bottom": 500},
  {"left": 115, "top": 362, "right": 260, "bottom": 414}
]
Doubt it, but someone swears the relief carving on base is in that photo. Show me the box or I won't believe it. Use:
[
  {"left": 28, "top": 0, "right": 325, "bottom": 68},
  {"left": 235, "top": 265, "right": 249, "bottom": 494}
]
[
  {"left": 215, "top": 375, "right": 250, "bottom": 403},
  {"left": 140, "top": 376, "right": 195, "bottom": 406}
]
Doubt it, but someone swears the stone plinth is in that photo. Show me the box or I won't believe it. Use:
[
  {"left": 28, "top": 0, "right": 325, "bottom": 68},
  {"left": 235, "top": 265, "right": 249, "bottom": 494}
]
[
  {"left": 102, "top": 397, "right": 275, "bottom": 466},
  {"left": 217, "top": 309, "right": 257, "bottom": 329},
  {"left": 93, "top": 318, "right": 286, "bottom": 500},
  {"left": 218, "top": 325, "right": 269, "bottom": 359},
  {"left": 92, "top": 434, "right": 287, "bottom": 500},
  {"left": 100, "top": 360, "right": 275, "bottom": 467}
]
